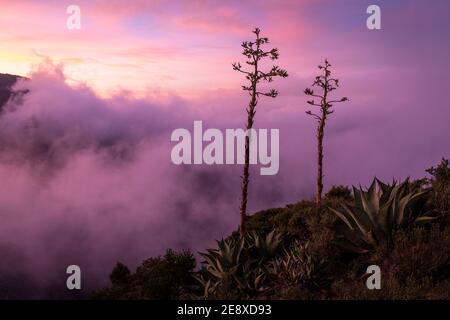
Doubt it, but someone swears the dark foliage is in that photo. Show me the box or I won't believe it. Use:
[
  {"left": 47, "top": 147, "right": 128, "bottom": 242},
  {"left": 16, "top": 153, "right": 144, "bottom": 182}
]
[
  {"left": 325, "top": 185, "right": 353, "bottom": 201},
  {"left": 427, "top": 158, "right": 450, "bottom": 215},
  {"left": 93, "top": 249, "right": 196, "bottom": 299},
  {"left": 0, "top": 73, "right": 28, "bottom": 111}
]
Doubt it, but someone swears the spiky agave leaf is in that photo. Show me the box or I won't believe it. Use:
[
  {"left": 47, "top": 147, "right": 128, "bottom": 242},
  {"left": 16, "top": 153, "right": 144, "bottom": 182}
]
[
  {"left": 199, "top": 237, "right": 245, "bottom": 280},
  {"left": 330, "top": 178, "right": 435, "bottom": 254},
  {"left": 197, "top": 232, "right": 281, "bottom": 299},
  {"left": 249, "top": 230, "right": 284, "bottom": 262},
  {"left": 268, "top": 241, "right": 326, "bottom": 288}
]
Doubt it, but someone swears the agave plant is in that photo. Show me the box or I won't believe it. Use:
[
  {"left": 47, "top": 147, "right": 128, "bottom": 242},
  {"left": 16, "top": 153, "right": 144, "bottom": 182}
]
[
  {"left": 329, "top": 178, "right": 435, "bottom": 253},
  {"left": 269, "top": 241, "right": 326, "bottom": 289},
  {"left": 195, "top": 231, "right": 284, "bottom": 299},
  {"left": 194, "top": 237, "right": 244, "bottom": 299},
  {"left": 247, "top": 230, "right": 284, "bottom": 262},
  {"left": 199, "top": 237, "right": 244, "bottom": 280}
]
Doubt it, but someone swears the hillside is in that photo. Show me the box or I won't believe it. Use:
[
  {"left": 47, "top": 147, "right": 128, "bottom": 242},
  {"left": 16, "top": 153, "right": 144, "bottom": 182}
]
[
  {"left": 0, "top": 73, "right": 24, "bottom": 109},
  {"left": 94, "top": 159, "right": 450, "bottom": 300}
]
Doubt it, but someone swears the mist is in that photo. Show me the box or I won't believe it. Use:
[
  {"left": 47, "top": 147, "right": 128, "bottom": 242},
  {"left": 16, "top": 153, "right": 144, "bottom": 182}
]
[{"left": 0, "top": 59, "right": 448, "bottom": 298}]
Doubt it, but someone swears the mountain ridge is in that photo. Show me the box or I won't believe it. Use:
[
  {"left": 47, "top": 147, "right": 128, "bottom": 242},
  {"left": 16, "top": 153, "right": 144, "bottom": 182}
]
[{"left": 0, "top": 73, "right": 26, "bottom": 109}]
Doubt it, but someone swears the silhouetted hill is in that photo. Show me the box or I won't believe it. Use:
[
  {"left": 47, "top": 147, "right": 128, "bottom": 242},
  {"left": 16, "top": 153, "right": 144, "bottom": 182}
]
[{"left": 0, "top": 73, "right": 24, "bottom": 109}]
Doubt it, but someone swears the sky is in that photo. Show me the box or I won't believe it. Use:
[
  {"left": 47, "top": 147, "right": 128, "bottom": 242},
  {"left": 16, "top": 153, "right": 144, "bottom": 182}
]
[
  {"left": 0, "top": 0, "right": 440, "bottom": 97},
  {"left": 0, "top": 0, "right": 449, "bottom": 298}
]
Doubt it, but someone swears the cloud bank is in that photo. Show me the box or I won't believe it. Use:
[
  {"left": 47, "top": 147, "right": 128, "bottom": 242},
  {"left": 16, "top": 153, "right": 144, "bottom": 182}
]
[{"left": 1, "top": 6, "right": 450, "bottom": 295}]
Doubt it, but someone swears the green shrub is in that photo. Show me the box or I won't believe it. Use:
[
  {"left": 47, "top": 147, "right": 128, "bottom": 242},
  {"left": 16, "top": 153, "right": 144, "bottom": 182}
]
[
  {"left": 426, "top": 158, "right": 450, "bottom": 215},
  {"left": 385, "top": 225, "right": 450, "bottom": 284},
  {"left": 93, "top": 249, "right": 195, "bottom": 300},
  {"left": 325, "top": 185, "right": 353, "bottom": 201}
]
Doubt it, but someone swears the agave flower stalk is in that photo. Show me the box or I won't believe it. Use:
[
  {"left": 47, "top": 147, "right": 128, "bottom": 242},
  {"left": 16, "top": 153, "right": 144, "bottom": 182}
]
[
  {"left": 233, "top": 28, "right": 288, "bottom": 238},
  {"left": 304, "top": 59, "right": 348, "bottom": 203}
]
